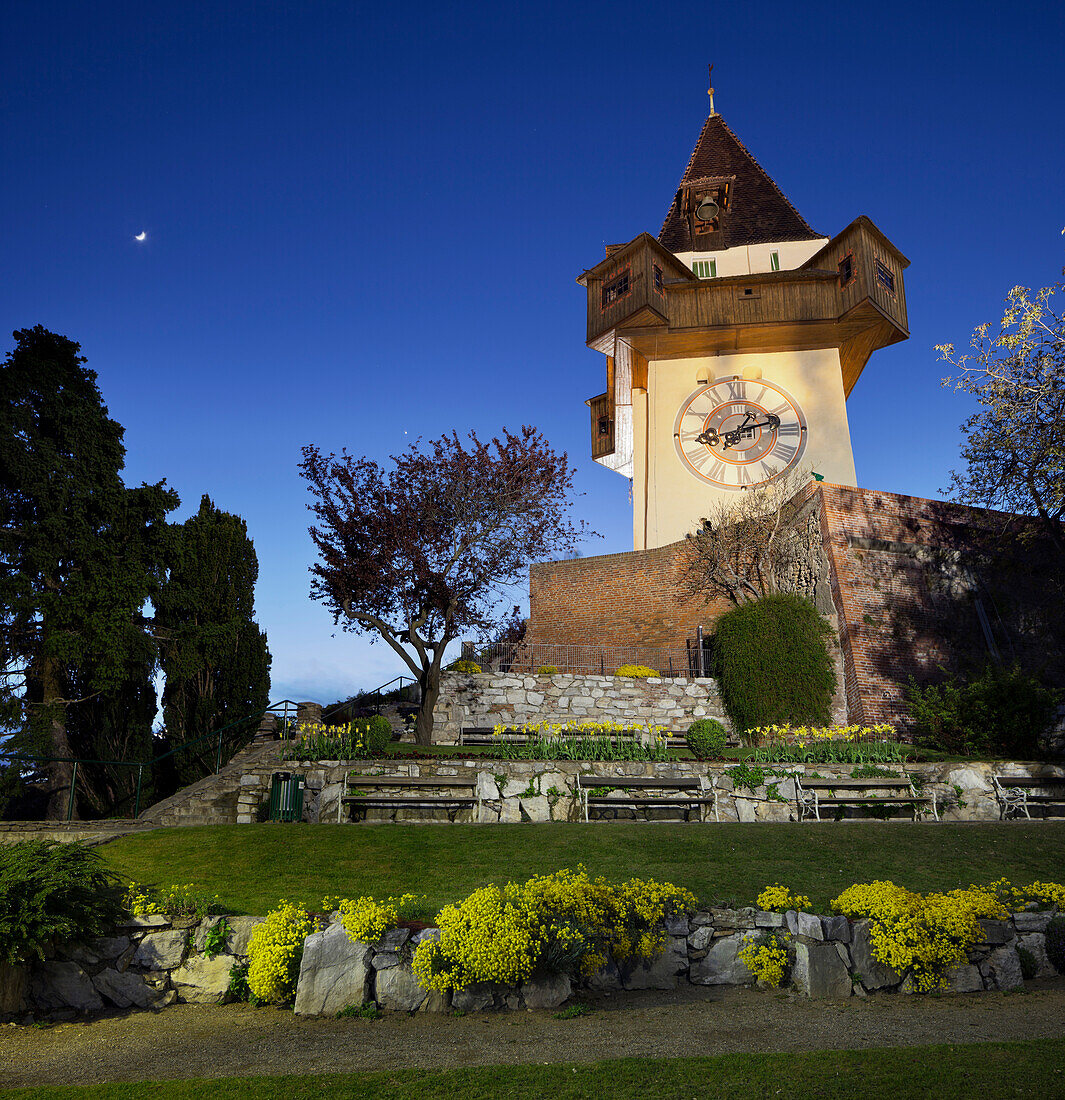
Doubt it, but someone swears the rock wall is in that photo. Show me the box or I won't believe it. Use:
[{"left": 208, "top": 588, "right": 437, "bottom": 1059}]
[
  {"left": 5, "top": 904, "right": 1059, "bottom": 1021},
  {"left": 2, "top": 912, "right": 263, "bottom": 1020},
  {"left": 431, "top": 672, "right": 730, "bottom": 742},
  {"left": 231, "top": 756, "right": 1065, "bottom": 826}
]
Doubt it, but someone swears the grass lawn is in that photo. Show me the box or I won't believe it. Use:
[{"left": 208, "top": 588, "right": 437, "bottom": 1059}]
[
  {"left": 100, "top": 820, "right": 1065, "bottom": 915},
  {"left": 3, "top": 1039, "right": 1064, "bottom": 1099}
]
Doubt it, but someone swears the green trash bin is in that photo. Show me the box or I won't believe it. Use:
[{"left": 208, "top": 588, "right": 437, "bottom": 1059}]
[{"left": 269, "top": 772, "right": 305, "bottom": 823}]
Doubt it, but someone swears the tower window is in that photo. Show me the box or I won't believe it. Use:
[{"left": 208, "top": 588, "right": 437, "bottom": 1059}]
[
  {"left": 838, "top": 252, "right": 855, "bottom": 288},
  {"left": 874, "top": 259, "right": 896, "bottom": 296},
  {"left": 601, "top": 267, "right": 631, "bottom": 309},
  {"left": 770, "top": 250, "right": 780, "bottom": 272},
  {"left": 692, "top": 259, "right": 717, "bottom": 279}
]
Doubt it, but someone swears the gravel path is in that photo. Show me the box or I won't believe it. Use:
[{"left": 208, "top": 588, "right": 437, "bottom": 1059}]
[{"left": 3, "top": 981, "right": 1065, "bottom": 1088}]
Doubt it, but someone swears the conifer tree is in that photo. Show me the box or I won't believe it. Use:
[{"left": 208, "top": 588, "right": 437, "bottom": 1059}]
[
  {"left": 0, "top": 327, "right": 178, "bottom": 817},
  {"left": 155, "top": 496, "right": 271, "bottom": 787}
]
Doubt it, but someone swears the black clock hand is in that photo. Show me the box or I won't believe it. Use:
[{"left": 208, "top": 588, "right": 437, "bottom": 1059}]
[{"left": 696, "top": 413, "right": 780, "bottom": 449}]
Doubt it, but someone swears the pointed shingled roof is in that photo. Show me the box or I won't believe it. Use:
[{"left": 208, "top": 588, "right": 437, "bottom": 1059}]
[{"left": 659, "top": 114, "right": 822, "bottom": 252}]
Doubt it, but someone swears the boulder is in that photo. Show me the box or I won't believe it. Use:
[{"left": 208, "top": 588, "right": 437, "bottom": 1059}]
[
  {"left": 1013, "top": 912, "right": 1054, "bottom": 934},
  {"left": 372, "top": 951, "right": 401, "bottom": 971},
  {"left": 92, "top": 968, "right": 170, "bottom": 1009},
  {"left": 822, "top": 916, "right": 851, "bottom": 944},
  {"left": 687, "top": 926, "right": 714, "bottom": 952},
  {"left": 375, "top": 962, "right": 428, "bottom": 1011},
  {"left": 977, "top": 919, "right": 1012, "bottom": 946},
  {"left": 133, "top": 929, "right": 188, "bottom": 970},
  {"left": 689, "top": 932, "right": 755, "bottom": 986},
  {"left": 623, "top": 938, "right": 688, "bottom": 991},
  {"left": 170, "top": 956, "right": 235, "bottom": 1004},
  {"left": 376, "top": 928, "right": 411, "bottom": 952},
  {"left": 59, "top": 935, "right": 129, "bottom": 967},
  {"left": 119, "top": 915, "right": 169, "bottom": 930},
  {"left": 755, "top": 911, "right": 785, "bottom": 929},
  {"left": 586, "top": 960, "right": 623, "bottom": 992},
  {"left": 793, "top": 942, "right": 852, "bottom": 998},
  {"left": 293, "top": 922, "right": 372, "bottom": 1017},
  {"left": 983, "top": 945, "right": 1023, "bottom": 990},
  {"left": 797, "top": 912, "right": 824, "bottom": 941},
  {"left": 1017, "top": 933, "right": 1056, "bottom": 979},
  {"left": 664, "top": 914, "right": 690, "bottom": 937},
  {"left": 850, "top": 919, "right": 902, "bottom": 990},
  {"left": 451, "top": 982, "right": 498, "bottom": 1012},
  {"left": 521, "top": 796, "right": 551, "bottom": 823},
  {"left": 29, "top": 961, "right": 103, "bottom": 1013},
  {"left": 521, "top": 972, "right": 571, "bottom": 1009},
  {"left": 943, "top": 964, "right": 983, "bottom": 993}
]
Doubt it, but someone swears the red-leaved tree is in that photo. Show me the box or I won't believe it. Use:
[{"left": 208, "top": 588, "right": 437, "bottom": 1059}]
[{"left": 299, "top": 427, "right": 584, "bottom": 743}]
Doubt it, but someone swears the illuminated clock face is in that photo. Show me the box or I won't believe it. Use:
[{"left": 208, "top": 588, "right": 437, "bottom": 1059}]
[{"left": 673, "top": 376, "right": 808, "bottom": 490}]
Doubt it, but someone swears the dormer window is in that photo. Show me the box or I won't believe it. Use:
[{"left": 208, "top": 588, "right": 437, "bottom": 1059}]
[{"left": 692, "top": 259, "right": 717, "bottom": 279}]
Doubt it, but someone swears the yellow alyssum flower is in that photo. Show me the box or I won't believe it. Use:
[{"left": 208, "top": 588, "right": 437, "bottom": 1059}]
[{"left": 246, "top": 901, "right": 315, "bottom": 1003}]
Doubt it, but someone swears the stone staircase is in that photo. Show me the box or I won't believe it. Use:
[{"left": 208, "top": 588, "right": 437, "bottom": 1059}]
[{"left": 137, "top": 737, "right": 285, "bottom": 827}]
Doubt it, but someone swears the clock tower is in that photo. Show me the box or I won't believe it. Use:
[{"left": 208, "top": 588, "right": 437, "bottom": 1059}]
[{"left": 579, "top": 108, "right": 909, "bottom": 549}]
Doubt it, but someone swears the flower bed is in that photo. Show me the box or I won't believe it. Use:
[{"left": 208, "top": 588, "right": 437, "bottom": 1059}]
[{"left": 744, "top": 724, "right": 906, "bottom": 765}]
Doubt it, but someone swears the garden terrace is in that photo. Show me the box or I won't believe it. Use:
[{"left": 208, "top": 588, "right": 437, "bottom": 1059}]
[{"left": 99, "top": 821, "right": 1065, "bottom": 917}]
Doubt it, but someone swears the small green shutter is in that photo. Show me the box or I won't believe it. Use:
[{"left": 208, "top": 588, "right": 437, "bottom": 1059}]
[{"left": 770, "top": 251, "right": 780, "bottom": 272}]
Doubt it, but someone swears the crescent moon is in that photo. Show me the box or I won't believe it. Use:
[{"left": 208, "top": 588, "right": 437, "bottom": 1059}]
[{"left": 134, "top": 231, "right": 147, "bottom": 242}]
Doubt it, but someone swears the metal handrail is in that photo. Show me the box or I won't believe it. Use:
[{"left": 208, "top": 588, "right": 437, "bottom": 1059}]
[
  {"left": 321, "top": 677, "right": 420, "bottom": 721},
  {"left": 0, "top": 698, "right": 304, "bottom": 821}
]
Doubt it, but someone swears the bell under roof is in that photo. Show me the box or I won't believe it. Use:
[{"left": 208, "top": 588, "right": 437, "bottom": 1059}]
[{"left": 658, "top": 114, "right": 822, "bottom": 253}]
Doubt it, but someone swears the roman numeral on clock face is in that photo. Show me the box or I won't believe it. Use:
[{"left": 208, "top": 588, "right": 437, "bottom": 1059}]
[{"left": 673, "top": 376, "right": 808, "bottom": 491}]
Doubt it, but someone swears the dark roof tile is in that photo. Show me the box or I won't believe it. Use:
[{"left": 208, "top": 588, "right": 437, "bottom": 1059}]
[{"left": 659, "top": 115, "right": 821, "bottom": 252}]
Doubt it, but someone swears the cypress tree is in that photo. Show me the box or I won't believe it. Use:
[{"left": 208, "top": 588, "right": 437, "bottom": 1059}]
[
  {"left": 0, "top": 327, "right": 178, "bottom": 818},
  {"left": 155, "top": 496, "right": 271, "bottom": 788}
]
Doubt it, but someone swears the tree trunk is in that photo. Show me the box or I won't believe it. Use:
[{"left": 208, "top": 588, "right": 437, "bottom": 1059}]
[
  {"left": 40, "top": 657, "right": 78, "bottom": 821},
  {"left": 414, "top": 667, "right": 439, "bottom": 746}
]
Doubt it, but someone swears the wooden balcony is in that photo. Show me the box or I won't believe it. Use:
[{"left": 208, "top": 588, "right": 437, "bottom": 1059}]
[{"left": 579, "top": 217, "right": 909, "bottom": 397}]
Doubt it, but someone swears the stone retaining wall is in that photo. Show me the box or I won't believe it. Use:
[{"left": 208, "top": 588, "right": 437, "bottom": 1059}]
[
  {"left": 430, "top": 672, "right": 731, "bottom": 743},
  {"left": 1, "top": 912, "right": 263, "bottom": 1018},
  {"left": 231, "top": 757, "right": 1065, "bottom": 825},
  {"left": 5, "top": 905, "right": 1059, "bottom": 1021}
]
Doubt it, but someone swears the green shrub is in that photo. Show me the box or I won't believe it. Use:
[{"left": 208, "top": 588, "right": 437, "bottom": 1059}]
[
  {"left": 713, "top": 594, "right": 836, "bottom": 735},
  {"left": 686, "top": 718, "right": 727, "bottom": 759},
  {"left": 1046, "top": 916, "right": 1065, "bottom": 974},
  {"left": 361, "top": 714, "right": 393, "bottom": 752},
  {"left": 0, "top": 840, "right": 126, "bottom": 964},
  {"left": 614, "top": 664, "right": 658, "bottom": 678},
  {"left": 905, "top": 665, "right": 1057, "bottom": 758}
]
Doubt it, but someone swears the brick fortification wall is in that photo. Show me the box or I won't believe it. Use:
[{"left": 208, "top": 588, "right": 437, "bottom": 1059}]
[
  {"left": 819, "top": 485, "right": 1065, "bottom": 728},
  {"left": 527, "top": 542, "right": 732, "bottom": 648},
  {"left": 529, "top": 484, "right": 1065, "bottom": 732}
]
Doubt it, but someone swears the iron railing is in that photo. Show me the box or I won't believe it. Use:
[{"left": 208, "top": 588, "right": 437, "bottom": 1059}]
[
  {"left": 0, "top": 699, "right": 303, "bottom": 822},
  {"left": 459, "top": 641, "right": 712, "bottom": 678},
  {"left": 321, "top": 677, "right": 420, "bottom": 723}
]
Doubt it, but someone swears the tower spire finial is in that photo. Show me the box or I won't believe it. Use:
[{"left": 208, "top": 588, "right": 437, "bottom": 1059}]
[{"left": 707, "top": 64, "right": 715, "bottom": 117}]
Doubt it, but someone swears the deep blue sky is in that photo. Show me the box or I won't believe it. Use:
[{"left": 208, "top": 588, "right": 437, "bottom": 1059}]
[{"left": 3, "top": 1, "right": 1062, "bottom": 705}]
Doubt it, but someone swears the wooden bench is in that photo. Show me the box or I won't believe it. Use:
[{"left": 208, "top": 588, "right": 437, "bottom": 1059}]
[
  {"left": 577, "top": 775, "right": 717, "bottom": 822},
  {"left": 339, "top": 772, "right": 479, "bottom": 823},
  {"left": 992, "top": 774, "right": 1065, "bottom": 820},
  {"left": 795, "top": 775, "right": 937, "bottom": 822}
]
